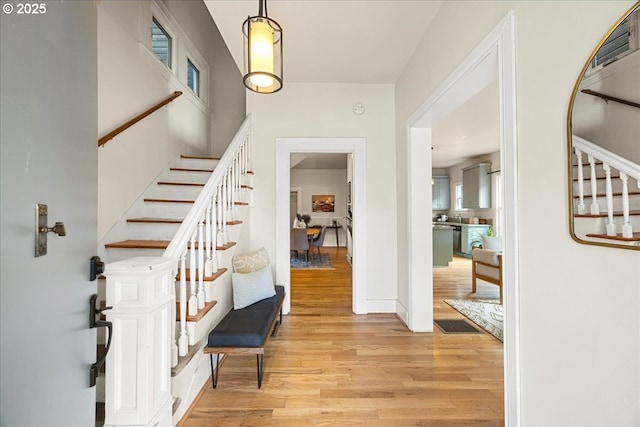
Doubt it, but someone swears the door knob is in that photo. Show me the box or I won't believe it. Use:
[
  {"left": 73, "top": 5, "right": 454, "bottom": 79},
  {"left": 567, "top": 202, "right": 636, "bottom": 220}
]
[
  {"left": 35, "top": 204, "right": 66, "bottom": 257},
  {"left": 40, "top": 222, "right": 66, "bottom": 236}
]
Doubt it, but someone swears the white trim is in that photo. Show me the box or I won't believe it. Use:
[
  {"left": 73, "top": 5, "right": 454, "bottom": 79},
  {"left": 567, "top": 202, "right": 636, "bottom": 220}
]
[
  {"left": 275, "top": 138, "right": 367, "bottom": 315},
  {"left": 367, "top": 299, "right": 396, "bottom": 313},
  {"left": 405, "top": 11, "right": 520, "bottom": 426}
]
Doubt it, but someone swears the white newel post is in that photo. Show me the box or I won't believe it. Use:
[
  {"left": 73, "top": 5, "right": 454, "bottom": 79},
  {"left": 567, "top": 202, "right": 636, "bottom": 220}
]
[{"left": 104, "top": 257, "right": 177, "bottom": 427}]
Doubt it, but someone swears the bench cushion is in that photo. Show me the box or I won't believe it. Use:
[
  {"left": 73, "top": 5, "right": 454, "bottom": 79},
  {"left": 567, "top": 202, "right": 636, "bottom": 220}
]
[{"left": 208, "top": 286, "right": 285, "bottom": 348}]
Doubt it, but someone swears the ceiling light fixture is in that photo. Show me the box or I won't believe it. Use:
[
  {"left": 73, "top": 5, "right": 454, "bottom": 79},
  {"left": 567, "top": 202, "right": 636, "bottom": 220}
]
[{"left": 242, "top": 0, "right": 283, "bottom": 94}]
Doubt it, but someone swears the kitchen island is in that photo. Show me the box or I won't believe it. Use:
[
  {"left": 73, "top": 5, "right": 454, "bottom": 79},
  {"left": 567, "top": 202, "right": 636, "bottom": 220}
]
[{"left": 432, "top": 225, "right": 453, "bottom": 267}]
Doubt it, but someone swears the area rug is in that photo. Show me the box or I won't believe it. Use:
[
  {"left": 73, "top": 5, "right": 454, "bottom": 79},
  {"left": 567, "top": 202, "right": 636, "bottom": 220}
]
[
  {"left": 290, "top": 252, "right": 335, "bottom": 270},
  {"left": 444, "top": 299, "right": 503, "bottom": 342}
]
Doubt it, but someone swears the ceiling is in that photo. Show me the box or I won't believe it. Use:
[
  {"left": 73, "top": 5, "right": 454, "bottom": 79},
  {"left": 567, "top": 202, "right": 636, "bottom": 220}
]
[
  {"left": 431, "top": 81, "right": 500, "bottom": 168},
  {"left": 204, "top": 0, "right": 499, "bottom": 169},
  {"left": 204, "top": 0, "right": 443, "bottom": 84}
]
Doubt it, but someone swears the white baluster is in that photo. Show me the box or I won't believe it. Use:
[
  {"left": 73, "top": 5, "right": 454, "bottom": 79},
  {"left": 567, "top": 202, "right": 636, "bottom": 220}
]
[
  {"left": 211, "top": 193, "right": 218, "bottom": 277},
  {"left": 197, "top": 217, "right": 205, "bottom": 309},
  {"left": 178, "top": 251, "right": 188, "bottom": 357},
  {"left": 171, "top": 265, "right": 178, "bottom": 368},
  {"left": 620, "top": 172, "right": 632, "bottom": 238},
  {"left": 188, "top": 230, "right": 197, "bottom": 317},
  {"left": 204, "top": 199, "right": 213, "bottom": 277},
  {"left": 603, "top": 163, "right": 616, "bottom": 236},
  {"left": 216, "top": 184, "right": 223, "bottom": 246},
  {"left": 221, "top": 175, "right": 228, "bottom": 245},
  {"left": 575, "top": 148, "right": 585, "bottom": 215},
  {"left": 588, "top": 155, "right": 599, "bottom": 215}
]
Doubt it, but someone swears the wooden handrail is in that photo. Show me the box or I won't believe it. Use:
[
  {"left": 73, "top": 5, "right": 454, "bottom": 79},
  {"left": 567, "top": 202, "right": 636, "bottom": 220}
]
[
  {"left": 581, "top": 89, "right": 640, "bottom": 109},
  {"left": 98, "top": 91, "right": 183, "bottom": 147}
]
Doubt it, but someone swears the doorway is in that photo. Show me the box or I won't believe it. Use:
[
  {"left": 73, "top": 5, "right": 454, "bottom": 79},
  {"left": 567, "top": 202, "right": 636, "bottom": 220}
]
[
  {"left": 406, "top": 11, "right": 520, "bottom": 424},
  {"left": 275, "top": 138, "right": 367, "bottom": 315}
]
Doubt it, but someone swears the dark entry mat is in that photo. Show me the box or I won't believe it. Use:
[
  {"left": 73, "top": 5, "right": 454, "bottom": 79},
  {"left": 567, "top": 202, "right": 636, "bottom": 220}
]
[{"left": 434, "top": 319, "right": 482, "bottom": 334}]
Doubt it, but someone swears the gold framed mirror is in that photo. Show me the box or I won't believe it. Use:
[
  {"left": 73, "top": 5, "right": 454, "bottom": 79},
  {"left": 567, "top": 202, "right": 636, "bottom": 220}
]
[{"left": 567, "top": 2, "right": 640, "bottom": 250}]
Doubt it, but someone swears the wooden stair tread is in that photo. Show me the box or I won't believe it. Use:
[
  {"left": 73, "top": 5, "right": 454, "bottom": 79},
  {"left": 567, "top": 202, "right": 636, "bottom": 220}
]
[
  {"left": 241, "top": 185, "right": 254, "bottom": 190},
  {"left": 586, "top": 232, "right": 640, "bottom": 242},
  {"left": 177, "top": 267, "right": 227, "bottom": 282},
  {"left": 575, "top": 210, "right": 640, "bottom": 218},
  {"left": 105, "top": 239, "right": 170, "bottom": 249},
  {"left": 181, "top": 155, "right": 221, "bottom": 161},
  {"left": 157, "top": 181, "right": 205, "bottom": 187},
  {"left": 175, "top": 300, "right": 217, "bottom": 322},
  {"left": 227, "top": 220, "right": 243, "bottom": 225},
  {"left": 573, "top": 191, "right": 640, "bottom": 199},
  {"left": 127, "top": 217, "right": 182, "bottom": 224},
  {"left": 234, "top": 201, "right": 249, "bottom": 206},
  {"left": 144, "top": 198, "right": 194, "bottom": 204},
  {"left": 170, "top": 167, "right": 213, "bottom": 173},
  {"left": 105, "top": 240, "right": 237, "bottom": 251}
]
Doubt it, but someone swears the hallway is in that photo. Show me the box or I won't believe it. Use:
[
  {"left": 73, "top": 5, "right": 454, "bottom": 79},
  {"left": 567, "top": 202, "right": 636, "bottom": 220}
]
[{"left": 180, "top": 247, "right": 504, "bottom": 426}]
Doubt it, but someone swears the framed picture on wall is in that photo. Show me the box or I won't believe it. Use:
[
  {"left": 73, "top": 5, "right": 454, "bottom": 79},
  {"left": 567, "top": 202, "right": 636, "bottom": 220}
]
[{"left": 312, "top": 195, "right": 335, "bottom": 212}]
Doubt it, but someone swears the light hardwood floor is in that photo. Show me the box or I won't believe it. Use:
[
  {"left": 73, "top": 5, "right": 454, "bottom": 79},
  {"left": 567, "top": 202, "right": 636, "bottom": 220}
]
[{"left": 181, "top": 247, "right": 504, "bottom": 426}]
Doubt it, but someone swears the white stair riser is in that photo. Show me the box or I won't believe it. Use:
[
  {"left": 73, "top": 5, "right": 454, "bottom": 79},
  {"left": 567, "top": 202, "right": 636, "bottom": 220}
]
[
  {"left": 573, "top": 180, "right": 640, "bottom": 195},
  {"left": 574, "top": 215, "right": 640, "bottom": 235},
  {"left": 574, "top": 194, "right": 640, "bottom": 212},
  {"left": 162, "top": 170, "right": 211, "bottom": 184},
  {"left": 141, "top": 202, "right": 194, "bottom": 218},
  {"left": 173, "top": 270, "right": 230, "bottom": 303},
  {"left": 147, "top": 185, "right": 204, "bottom": 200},
  {"left": 126, "top": 222, "right": 182, "bottom": 240},
  {"left": 104, "top": 247, "right": 165, "bottom": 264},
  {"left": 180, "top": 158, "right": 219, "bottom": 170}
]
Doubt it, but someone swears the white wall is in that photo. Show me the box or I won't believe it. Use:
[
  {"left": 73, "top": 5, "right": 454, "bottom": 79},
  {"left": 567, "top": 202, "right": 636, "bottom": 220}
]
[
  {"left": 290, "top": 169, "right": 347, "bottom": 246},
  {"left": 97, "top": 0, "right": 245, "bottom": 239},
  {"left": 248, "top": 82, "right": 398, "bottom": 302},
  {"left": 395, "top": 1, "right": 640, "bottom": 425}
]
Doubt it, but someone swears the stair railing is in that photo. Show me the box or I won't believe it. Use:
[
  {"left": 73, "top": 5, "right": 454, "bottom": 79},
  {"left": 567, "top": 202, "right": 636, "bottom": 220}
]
[
  {"left": 573, "top": 134, "right": 640, "bottom": 238},
  {"left": 164, "top": 114, "right": 253, "bottom": 364},
  {"left": 98, "top": 91, "right": 183, "bottom": 147}
]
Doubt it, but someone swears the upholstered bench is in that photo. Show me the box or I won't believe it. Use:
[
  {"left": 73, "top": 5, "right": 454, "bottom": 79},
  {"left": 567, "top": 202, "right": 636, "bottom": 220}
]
[{"left": 204, "top": 283, "right": 285, "bottom": 389}]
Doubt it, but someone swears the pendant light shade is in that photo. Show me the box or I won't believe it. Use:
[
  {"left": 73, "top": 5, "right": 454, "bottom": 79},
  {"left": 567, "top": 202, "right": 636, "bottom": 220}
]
[{"left": 243, "top": 0, "right": 283, "bottom": 94}]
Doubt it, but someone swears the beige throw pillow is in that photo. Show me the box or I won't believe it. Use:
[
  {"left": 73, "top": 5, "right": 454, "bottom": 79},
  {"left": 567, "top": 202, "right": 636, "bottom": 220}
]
[{"left": 232, "top": 247, "right": 269, "bottom": 273}]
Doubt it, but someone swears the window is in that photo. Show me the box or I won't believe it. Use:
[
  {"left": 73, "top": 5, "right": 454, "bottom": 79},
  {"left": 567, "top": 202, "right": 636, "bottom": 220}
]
[
  {"left": 187, "top": 59, "right": 199, "bottom": 96},
  {"left": 151, "top": 18, "right": 171, "bottom": 68},
  {"left": 455, "top": 183, "right": 466, "bottom": 211}
]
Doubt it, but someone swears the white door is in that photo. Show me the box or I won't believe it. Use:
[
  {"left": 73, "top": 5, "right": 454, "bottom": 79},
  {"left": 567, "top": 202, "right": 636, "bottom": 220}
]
[{"left": 0, "top": 2, "right": 98, "bottom": 425}]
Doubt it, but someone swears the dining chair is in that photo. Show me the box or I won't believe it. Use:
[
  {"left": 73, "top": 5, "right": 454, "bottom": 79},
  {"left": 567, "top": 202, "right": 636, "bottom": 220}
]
[
  {"left": 290, "top": 228, "right": 310, "bottom": 262},
  {"left": 309, "top": 225, "right": 327, "bottom": 259}
]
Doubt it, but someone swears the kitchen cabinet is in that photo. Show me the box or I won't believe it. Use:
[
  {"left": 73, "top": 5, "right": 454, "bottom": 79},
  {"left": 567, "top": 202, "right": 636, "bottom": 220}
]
[
  {"left": 432, "top": 175, "right": 450, "bottom": 210},
  {"left": 462, "top": 162, "right": 491, "bottom": 209},
  {"left": 460, "top": 224, "right": 491, "bottom": 255},
  {"left": 432, "top": 226, "right": 453, "bottom": 266}
]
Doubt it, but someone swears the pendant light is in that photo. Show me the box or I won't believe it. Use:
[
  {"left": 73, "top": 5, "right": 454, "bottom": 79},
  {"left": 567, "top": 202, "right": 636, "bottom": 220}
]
[{"left": 242, "top": 0, "right": 283, "bottom": 94}]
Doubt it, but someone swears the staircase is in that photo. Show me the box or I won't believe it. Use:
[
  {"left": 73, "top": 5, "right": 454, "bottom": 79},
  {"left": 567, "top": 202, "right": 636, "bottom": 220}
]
[
  {"left": 97, "top": 116, "right": 254, "bottom": 426},
  {"left": 572, "top": 135, "right": 640, "bottom": 247}
]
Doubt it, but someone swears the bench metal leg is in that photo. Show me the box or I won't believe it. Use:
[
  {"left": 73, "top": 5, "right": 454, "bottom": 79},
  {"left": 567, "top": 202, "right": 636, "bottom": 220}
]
[
  {"left": 210, "top": 353, "right": 220, "bottom": 389},
  {"left": 257, "top": 354, "right": 264, "bottom": 389}
]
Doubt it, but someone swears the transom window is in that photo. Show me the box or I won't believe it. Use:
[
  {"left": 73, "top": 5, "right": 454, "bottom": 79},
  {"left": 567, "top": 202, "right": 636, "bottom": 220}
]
[
  {"left": 151, "top": 18, "right": 172, "bottom": 68},
  {"left": 187, "top": 59, "right": 200, "bottom": 96}
]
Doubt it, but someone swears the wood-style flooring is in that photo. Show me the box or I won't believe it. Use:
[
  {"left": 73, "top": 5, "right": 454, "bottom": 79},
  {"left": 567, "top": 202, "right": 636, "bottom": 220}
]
[{"left": 180, "top": 247, "right": 504, "bottom": 426}]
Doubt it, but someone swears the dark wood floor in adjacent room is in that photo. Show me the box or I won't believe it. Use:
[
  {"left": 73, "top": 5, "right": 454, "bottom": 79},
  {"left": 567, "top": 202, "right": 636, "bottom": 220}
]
[{"left": 180, "top": 247, "right": 504, "bottom": 426}]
